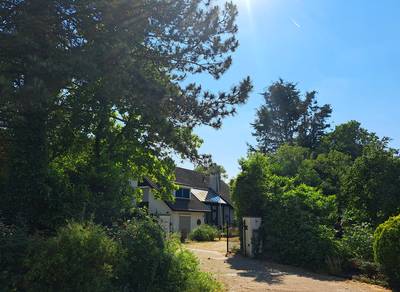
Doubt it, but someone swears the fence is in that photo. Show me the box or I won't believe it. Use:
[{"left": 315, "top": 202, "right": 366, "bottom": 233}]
[{"left": 226, "top": 224, "right": 240, "bottom": 254}]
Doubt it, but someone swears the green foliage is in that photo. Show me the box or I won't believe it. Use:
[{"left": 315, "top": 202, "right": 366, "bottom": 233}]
[
  {"left": 252, "top": 79, "right": 331, "bottom": 152},
  {"left": 294, "top": 150, "right": 352, "bottom": 210},
  {"left": 236, "top": 123, "right": 400, "bottom": 278},
  {"left": 0, "top": 221, "right": 30, "bottom": 291},
  {"left": 0, "top": 0, "right": 252, "bottom": 230},
  {"left": 114, "top": 221, "right": 223, "bottom": 291},
  {"left": 185, "top": 269, "right": 223, "bottom": 292},
  {"left": 113, "top": 219, "right": 223, "bottom": 291},
  {"left": 233, "top": 153, "right": 339, "bottom": 271},
  {"left": 342, "top": 144, "right": 400, "bottom": 225},
  {"left": 338, "top": 223, "right": 381, "bottom": 281},
  {"left": 26, "top": 222, "right": 119, "bottom": 292},
  {"left": 162, "top": 234, "right": 223, "bottom": 292},
  {"left": 269, "top": 145, "right": 310, "bottom": 177},
  {"left": 311, "top": 151, "right": 352, "bottom": 198},
  {"left": 12, "top": 219, "right": 223, "bottom": 292},
  {"left": 194, "top": 162, "right": 228, "bottom": 180},
  {"left": 232, "top": 153, "right": 273, "bottom": 218},
  {"left": 189, "top": 225, "right": 219, "bottom": 242},
  {"left": 373, "top": 214, "right": 400, "bottom": 290},
  {"left": 319, "top": 120, "right": 388, "bottom": 159},
  {"left": 260, "top": 184, "right": 338, "bottom": 270},
  {"left": 1, "top": 2, "right": 243, "bottom": 290},
  {"left": 113, "top": 218, "right": 166, "bottom": 291},
  {"left": 341, "top": 223, "right": 374, "bottom": 262}
]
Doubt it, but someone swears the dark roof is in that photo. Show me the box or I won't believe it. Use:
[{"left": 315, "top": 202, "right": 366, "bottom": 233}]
[
  {"left": 165, "top": 195, "right": 211, "bottom": 213},
  {"left": 174, "top": 167, "right": 208, "bottom": 188},
  {"left": 174, "top": 167, "right": 232, "bottom": 205},
  {"left": 140, "top": 167, "right": 233, "bottom": 212}
]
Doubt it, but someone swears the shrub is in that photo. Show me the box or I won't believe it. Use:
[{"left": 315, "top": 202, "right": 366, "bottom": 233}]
[
  {"left": 189, "top": 224, "right": 219, "bottom": 242},
  {"left": 186, "top": 269, "right": 223, "bottom": 292},
  {"left": 115, "top": 224, "right": 223, "bottom": 292},
  {"left": 162, "top": 234, "right": 223, "bottom": 292},
  {"left": 0, "top": 221, "right": 30, "bottom": 291},
  {"left": 3, "top": 217, "right": 224, "bottom": 292},
  {"left": 113, "top": 218, "right": 166, "bottom": 291},
  {"left": 373, "top": 214, "right": 400, "bottom": 290},
  {"left": 260, "top": 184, "right": 339, "bottom": 271},
  {"left": 26, "top": 222, "right": 119, "bottom": 292},
  {"left": 341, "top": 222, "right": 374, "bottom": 262}
]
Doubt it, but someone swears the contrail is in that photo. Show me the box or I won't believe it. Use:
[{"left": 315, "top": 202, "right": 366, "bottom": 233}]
[{"left": 290, "top": 18, "right": 301, "bottom": 28}]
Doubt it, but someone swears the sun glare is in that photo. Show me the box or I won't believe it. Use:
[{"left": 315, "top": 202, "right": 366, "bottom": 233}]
[{"left": 244, "top": 0, "right": 252, "bottom": 12}]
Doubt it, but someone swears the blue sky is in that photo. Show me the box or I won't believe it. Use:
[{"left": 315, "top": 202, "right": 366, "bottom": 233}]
[{"left": 177, "top": 0, "right": 400, "bottom": 179}]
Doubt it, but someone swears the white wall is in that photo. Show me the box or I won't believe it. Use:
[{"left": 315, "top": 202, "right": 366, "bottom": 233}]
[
  {"left": 141, "top": 187, "right": 207, "bottom": 234},
  {"left": 171, "top": 212, "right": 205, "bottom": 233},
  {"left": 142, "top": 187, "right": 171, "bottom": 216}
]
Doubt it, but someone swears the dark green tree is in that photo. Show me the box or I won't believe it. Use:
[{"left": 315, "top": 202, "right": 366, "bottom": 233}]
[
  {"left": 295, "top": 150, "right": 352, "bottom": 211},
  {"left": 232, "top": 152, "right": 338, "bottom": 270},
  {"left": 268, "top": 144, "right": 310, "bottom": 177},
  {"left": 319, "top": 120, "right": 388, "bottom": 159},
  {"left": 231, "top": 153, "right": 271, "bottom": 218},
  {"left": 0, "top": 0, "right": 252, "bottom": 229},
  {"left": 342, "top": 144, "right": 400, "bottom": 225},
  {"left": 297, "top": 92, "right": 333, "bottom": 150},
  {"left": 194, "top": 162, "right": 228, "bottom": 180},
  {"left": 252, "top": 79, "right": 331, "bottom": 153}
]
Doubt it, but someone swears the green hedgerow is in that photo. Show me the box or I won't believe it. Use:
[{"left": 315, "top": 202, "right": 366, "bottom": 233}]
[
  {"left": 189, "top": 224, "right": 219, "bottom": 242},
  {"left": 341, "top": 222, "right": 374, "bottom": 262},
  {"left": 113, "top": 218, "right": 166, "bottom": 291},
  {"left": 373, "top": 214, "right": 400, "bottom": 290},
  {"left": 3, "top": 218, "right": 224, "bottom": 292},
  {"left": 26, "top": 222, "right": 119, "bottom": 292},
  {"left": 260, "top": 184, "right": 339, "bottom": 271},
  {"left": 112, "top": 220, "right": 223, "bottom": 292}
]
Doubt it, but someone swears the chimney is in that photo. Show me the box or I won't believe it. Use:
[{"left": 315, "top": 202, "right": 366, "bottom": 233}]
[{"left": 209, "top": 172, "right": 220, "bottom": 193}]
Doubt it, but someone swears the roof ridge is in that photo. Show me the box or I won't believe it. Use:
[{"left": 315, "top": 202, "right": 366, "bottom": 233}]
[{"left": 175, "top": 166, "right": 208, "bottom": 177}]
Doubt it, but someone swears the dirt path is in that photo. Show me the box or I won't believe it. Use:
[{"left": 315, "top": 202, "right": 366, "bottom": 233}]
[{"left": 186, "top": 240, "right": 390, "bottom": 292}]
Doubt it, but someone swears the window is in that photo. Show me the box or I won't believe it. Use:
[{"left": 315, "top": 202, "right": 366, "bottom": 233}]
[{"left": 175, "top": 187, "right": 190, "bottom": 199}]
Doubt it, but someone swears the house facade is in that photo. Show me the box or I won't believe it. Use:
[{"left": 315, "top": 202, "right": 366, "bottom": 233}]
[{"left": 140, "top": 167, "right": 234, "bottom": 238}]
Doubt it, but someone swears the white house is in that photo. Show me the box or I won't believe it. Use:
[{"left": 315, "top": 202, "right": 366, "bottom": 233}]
[{"left": 139, "top": 167, "right": 234, "bottom": 238}]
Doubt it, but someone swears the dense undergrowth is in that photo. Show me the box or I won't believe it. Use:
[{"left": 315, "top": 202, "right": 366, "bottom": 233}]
[{"left": 0, "top": 218, "right": 223, "bottom": 292}]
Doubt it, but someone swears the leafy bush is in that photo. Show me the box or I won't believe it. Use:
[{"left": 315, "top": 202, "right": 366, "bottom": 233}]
[
  {"left": 189, "top": 224, "right": 219, "bottom": 241},
  {"left": 233, "top": 153, "right": 351, "bottom": 272},
  {"left": 260, "top": 184, "right": 339, "bottom": 271},
  {"left": 0, "top": 221, "right": 30, "bottom": 291},
  {"left": 113, "top": 218, "right": 166, "bottom": 291},
  {"left": 341, "top": 222, "right": 374, "bottom": 262},
  {"left": 113, "top": 219, "right": 222, "bottom": 291},
  {"left": 162, "top": 234, "right": 223, "bottom": 291},
  {"left": 3, "top": 218, "right": 223, "bottom": 292},
  {"left": 373, "top": 214, "right": 400, "bottom": 290},
  {"left": 26, "top": 222, "right": 119, "bottom": 292}
]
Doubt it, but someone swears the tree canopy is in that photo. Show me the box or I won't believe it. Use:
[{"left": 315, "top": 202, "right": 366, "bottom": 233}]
[
  {"left": 251, "top": 79, "right": 332, "bottom": 153},
  {"left": 194, "top": 162, "right": 228, "bottom": 180},
  {"left": 0, "top": 0, "right": 252, "bottom": 229}
]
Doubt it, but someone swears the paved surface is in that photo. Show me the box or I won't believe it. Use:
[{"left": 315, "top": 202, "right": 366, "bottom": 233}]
[{"left": 186, "top": 240, "right": 390, "bottom": 292}]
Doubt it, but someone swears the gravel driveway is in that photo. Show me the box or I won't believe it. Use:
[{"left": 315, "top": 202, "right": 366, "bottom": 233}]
[{"left": 186, "top": 240, "right": 389, "bottom": 292}]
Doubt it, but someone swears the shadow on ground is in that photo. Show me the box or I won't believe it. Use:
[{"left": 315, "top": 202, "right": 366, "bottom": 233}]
[{"left": 226, "top": 254, "right": 347, "bottom": 286}]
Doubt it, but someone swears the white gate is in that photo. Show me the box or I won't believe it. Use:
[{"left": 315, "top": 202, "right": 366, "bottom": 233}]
[{"left": 242, "top": 217, "right": 262, "bottom": 257}]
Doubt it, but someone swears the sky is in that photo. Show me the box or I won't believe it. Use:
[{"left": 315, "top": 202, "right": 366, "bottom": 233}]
[{"left": 177, "top": 0, "right": 400, "bottom": 179}]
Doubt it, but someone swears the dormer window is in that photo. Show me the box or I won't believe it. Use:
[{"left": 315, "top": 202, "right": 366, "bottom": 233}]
[{"left": 175, "top": 187, "right": 191, "bottom": 199}]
